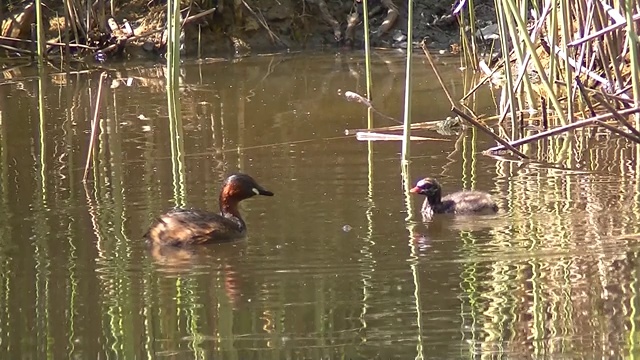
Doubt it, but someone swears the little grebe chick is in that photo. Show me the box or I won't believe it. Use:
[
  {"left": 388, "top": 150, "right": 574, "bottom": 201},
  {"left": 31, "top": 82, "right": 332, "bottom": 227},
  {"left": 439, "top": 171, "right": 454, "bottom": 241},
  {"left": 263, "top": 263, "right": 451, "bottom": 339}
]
[
  {"left": 145, "top": 173, "right": 274, "bottom": 246},
  {"left": 410, "top": 177, "right": 498, "bottom": 215}
]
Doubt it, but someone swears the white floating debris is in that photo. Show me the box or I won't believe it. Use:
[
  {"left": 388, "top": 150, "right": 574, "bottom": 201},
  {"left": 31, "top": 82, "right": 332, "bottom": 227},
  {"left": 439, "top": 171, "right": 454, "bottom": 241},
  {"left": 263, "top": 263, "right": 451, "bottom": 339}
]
[{"left": 355, "top": 132, "right": 433, "bottom": 141}]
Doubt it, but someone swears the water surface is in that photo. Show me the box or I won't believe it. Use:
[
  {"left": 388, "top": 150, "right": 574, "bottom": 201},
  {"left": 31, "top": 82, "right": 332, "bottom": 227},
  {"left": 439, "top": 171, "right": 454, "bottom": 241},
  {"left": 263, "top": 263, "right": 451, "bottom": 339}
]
[{"left": 0, "top": 51, "right": 639, "bottom": 359}]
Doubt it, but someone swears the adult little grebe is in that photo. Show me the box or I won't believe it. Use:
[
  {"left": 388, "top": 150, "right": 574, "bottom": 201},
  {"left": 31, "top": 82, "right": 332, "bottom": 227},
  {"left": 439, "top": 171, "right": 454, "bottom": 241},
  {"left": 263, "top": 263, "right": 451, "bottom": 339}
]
[
  {"left": 410, "top": 177, "right": 498, "bottom": 215},
  {"left": 144, "top": 173, "right": 274, "bottom": 246}
]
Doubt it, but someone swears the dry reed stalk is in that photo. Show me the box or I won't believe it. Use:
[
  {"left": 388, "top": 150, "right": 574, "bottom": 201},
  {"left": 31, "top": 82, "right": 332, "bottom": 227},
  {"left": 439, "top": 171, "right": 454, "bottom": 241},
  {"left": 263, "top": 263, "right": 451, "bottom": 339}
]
[
  {"left": 83, "top": 72, "right": 108, "bottom": 182},
  {"left": 485, "top": 106, "right": 640, "bottom": 153},
  {"left": 420, "top": 40, "right": 529, "bottom": 159}
]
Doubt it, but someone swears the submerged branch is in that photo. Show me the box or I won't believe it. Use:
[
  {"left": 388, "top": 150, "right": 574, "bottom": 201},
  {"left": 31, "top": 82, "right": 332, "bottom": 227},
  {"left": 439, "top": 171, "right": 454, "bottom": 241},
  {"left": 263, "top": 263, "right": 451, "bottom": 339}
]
[
  {"left": 345, "top": 119, "right": 458, "bottom": 135},
  {"left": 485, "top": 106, "right": 640, "bottom": 153},
  {"left": 451, "top": 108, "right": 529, "bottom": 158}
]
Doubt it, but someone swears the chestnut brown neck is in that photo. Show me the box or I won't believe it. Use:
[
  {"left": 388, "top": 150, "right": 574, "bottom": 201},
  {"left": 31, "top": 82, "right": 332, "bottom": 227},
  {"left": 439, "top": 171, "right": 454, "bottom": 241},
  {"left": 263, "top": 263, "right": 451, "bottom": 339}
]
[
  {"left": 220, "top": 197, "right": 241, "bottom": 216},
  {"left": 219, "top": 187, "right": 240, "bottom": 213},
  {"left": 219, "top": 187, "right": 247, "bottom": 229}
]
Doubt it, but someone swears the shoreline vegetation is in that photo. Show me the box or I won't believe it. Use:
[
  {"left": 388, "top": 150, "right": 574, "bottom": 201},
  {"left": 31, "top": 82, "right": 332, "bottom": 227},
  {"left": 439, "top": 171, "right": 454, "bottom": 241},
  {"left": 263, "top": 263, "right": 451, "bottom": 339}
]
[
  {"left": 3, "top": 0, "right": 640, "bottom": 163},
  {"left": 343, "top": 0, "right": 640, "bottom": 164},
  {"left": 1, "top": 0, "right": 472, "bottom": 62}
]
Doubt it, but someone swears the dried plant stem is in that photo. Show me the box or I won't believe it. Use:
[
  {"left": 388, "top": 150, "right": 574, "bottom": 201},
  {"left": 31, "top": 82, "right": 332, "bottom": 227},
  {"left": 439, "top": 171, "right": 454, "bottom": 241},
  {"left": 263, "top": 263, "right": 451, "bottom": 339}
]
[
  {"left": 420, "top": 41, "right": 529, "bottom": 159},
  {"left": 486, "top": 107, "right": 640, "bottom": 153},
  {"left": 94, "top": 7, "right": 216, "bottom": 56},
  {"left": 593, "top": 93, "right": 640, "bottom": 140},
  {"left": 83, "top": 72, "right": 108, "bottom": 182}
]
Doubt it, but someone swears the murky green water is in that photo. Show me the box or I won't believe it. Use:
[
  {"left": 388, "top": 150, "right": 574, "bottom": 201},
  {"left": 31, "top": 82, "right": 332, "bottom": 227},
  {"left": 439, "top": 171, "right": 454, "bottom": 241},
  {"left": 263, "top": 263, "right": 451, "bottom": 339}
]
[{"left": 1, "top": 51, "right": 640, "bottom": 359}]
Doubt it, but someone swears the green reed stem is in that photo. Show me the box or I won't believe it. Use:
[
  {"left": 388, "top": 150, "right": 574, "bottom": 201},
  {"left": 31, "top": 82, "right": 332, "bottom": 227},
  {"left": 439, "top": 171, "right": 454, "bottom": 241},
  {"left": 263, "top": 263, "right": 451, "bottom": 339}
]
[
  {"left": 198, "top": 25, "right": 202, "bottom": 59},
  {"left": 399, "top": 5, "right": 422, "bottom": 354},
  {"left": 363, "top": 0, "right": 376, "bottom": 329},
  {"left": 167, "top": 85, "right": 186, "bottom": 208},
  {"left": 362, "top": 130, "right": 374, "bottom": 332},
  {"left": 34, "top": 69, "right": 51, "bottom": 357},
  {"left": 627, "top": 265, "right": 638, "bottom": 356},
  {"left": 559, "top": 0, "right": 572, "bottom": 125},
  {"left": 401, "top": 0, "right": 414, "bottom": 163},
  {"left": 467, "top": 0, "right": 478, "bottom": 67},
  {"left": 362, "top": 0, "right": 373, "bottom": 109},
  {"left": 165, "top": 0, "right": 186, "bottom": 207},
  {"left": 502, "top": 0, "right": 565, "bottom": 119},
  {"left": 400, "top": 161, "right": 424, "bottom": 359},
  {"left": 35, "top": 0, "right": 45, "bottom": 64},
  {"left": 623, "top": 0, "right": 640, "bottom": 126},
  {"left": 37, "top": 71, "right": 47, "bottom": 210},
  {"left": 504, "top": 6, "right": 535, "bottom": 112},
  {"left": 496, "top": 0, "right": 518, "bottom": 121},
  {"left": 548, "top": 1, "right": 558, "bottom": 92},
  {"left": 166, "top": 0, "right": 182, "bottom": 84}
]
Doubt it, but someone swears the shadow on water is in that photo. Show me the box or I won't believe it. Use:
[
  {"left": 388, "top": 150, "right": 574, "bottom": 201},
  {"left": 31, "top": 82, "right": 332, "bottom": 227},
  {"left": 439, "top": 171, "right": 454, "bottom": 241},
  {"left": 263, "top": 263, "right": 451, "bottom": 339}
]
[{"left": 0, "top": 50, "right": 640, "bottom": 358}]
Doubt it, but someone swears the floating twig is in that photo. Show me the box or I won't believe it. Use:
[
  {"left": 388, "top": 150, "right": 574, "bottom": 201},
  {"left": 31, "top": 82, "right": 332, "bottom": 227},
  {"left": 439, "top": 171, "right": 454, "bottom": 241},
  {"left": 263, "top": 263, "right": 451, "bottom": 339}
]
[
  {"left": 345, "top": 119, "right": 458, "bottom": 135},
  {"left": 355, "top": 132, "right": 447, "bottom": 142}
]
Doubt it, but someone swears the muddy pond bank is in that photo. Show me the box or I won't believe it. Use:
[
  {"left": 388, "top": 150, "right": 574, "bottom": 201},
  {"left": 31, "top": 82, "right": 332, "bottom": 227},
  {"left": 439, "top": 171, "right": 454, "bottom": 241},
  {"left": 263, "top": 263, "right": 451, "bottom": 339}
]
[{"left": 1, "top": 0, "right": 497, "bottom": 61}]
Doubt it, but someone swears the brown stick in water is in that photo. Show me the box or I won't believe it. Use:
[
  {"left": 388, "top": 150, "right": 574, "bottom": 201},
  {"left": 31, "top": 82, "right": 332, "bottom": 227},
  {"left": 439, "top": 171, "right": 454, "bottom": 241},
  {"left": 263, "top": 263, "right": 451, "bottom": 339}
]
[{"left": 485, "top": 106, "right": 640, "bottom": 153}]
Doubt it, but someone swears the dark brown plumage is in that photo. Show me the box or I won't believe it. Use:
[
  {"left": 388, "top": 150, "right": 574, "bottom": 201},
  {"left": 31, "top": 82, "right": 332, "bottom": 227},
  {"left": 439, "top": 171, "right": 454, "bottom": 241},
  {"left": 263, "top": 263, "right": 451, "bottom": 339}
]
[
  {"left": 410, "top": 177, "right": 498, "bottom": 216},
  {"left": 145, "top": 173, "right": 274, "bottom": 246}
]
